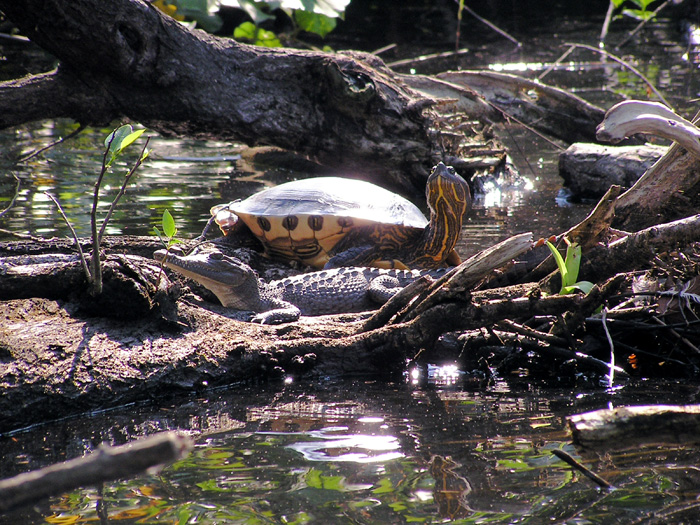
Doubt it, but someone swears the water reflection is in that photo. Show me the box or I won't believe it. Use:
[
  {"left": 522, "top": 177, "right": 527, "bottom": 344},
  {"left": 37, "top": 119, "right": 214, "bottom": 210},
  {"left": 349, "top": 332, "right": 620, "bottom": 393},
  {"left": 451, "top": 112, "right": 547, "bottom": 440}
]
[{"left": 2, "top": 379, "right": 700, "bottom": 523}]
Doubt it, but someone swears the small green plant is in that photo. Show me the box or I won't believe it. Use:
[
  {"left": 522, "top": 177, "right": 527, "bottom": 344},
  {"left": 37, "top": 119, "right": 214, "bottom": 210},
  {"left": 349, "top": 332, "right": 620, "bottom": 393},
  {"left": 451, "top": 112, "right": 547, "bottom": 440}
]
[
  {"left": 154, "top": 209, "right": 183, "bottom": 286},
  {"left": 154, "top": 209, "right": 181, "bottom": 249},
  {"left": 612, "top": 0, "right": 659, "bottom": 21},
  {"left": 545, "top": 239, "right": 594, "bottom": 295},
  {"left": 46, "top": 125, "right": 150, "bottom": 296}
]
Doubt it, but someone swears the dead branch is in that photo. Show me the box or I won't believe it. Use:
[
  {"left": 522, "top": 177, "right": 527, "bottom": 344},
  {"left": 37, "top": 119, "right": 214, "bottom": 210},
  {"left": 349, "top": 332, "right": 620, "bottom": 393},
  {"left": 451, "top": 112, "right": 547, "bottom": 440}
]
[
  {"left": 568, "top": 405, "right": 700, "bottom": 451},
  {"left": 0, "top": 432, "right": 192, "bottom": 512}
]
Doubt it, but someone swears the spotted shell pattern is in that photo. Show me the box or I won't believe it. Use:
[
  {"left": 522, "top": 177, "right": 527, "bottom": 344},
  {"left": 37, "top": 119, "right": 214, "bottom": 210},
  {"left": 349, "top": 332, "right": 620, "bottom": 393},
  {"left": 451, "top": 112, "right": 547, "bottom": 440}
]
[{"left": 212, "top": 177, "right": 429, "bottom": 268}]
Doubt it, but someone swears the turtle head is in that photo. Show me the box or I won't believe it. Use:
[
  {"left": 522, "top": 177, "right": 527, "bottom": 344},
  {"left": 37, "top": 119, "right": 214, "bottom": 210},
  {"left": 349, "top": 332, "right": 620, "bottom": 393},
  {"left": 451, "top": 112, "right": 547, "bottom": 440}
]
[
  {"left": 154, "top": 248, "right": 261, "bottom": 309},
  {"left": 422, "top": 162, "right": 471, "bottom": 262},
  {"left": 211, "top": 201, "right": 242, "bottom": 235},
  {"left": 426, "top": 162, "right": 471, "bottom": 218}
]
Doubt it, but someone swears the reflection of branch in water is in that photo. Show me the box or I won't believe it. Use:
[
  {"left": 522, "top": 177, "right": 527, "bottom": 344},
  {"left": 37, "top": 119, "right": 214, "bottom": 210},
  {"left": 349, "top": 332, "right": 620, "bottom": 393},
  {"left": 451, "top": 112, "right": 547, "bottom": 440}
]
[
  {"left": 454, "top": 1, "right": 521, "bottom": 49},
  {"left": 430, "top": 455, "right": 472, "bottom": 519},
  {"left": 0, "top": 172, "right": 20, "bottom": 219},
  {"left": 17, "top": 123, "right": 86, "bottom": 163},
  {"left": 563, "top": 43, "right": 671, "bottom": 108}
]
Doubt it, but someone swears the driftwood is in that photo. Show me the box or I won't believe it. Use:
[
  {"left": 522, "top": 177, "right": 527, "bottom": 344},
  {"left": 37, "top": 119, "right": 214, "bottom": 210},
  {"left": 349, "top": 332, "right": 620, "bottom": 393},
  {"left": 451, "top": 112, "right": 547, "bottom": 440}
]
[
  {"left": 558, "top": 143, "right": 666, "bottom": 198},
  {"left": 0, "top": 432, "right": 192, "bottom": 512},
  {"left": 568, "top": 405, "right": 700, "bottom": 451},
  {"left": 431, "top": 70, "right": 607, "bottom": 144},
  {"left": 595, "top": 102, "right": 700, "bottom": 230}
]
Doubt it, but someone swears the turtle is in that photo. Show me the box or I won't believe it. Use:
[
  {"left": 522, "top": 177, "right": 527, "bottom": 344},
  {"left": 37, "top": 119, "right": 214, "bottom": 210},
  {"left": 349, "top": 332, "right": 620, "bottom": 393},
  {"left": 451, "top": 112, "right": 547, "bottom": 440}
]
[{"left": 210, "top": 162, "right": 471, "bottom": 270}]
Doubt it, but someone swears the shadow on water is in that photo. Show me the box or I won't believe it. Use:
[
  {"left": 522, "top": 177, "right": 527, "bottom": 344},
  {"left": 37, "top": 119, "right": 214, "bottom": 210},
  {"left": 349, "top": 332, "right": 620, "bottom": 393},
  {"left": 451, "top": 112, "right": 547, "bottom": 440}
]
[{"left": 3, "top": 2, "right": 700, "bottom": 522}]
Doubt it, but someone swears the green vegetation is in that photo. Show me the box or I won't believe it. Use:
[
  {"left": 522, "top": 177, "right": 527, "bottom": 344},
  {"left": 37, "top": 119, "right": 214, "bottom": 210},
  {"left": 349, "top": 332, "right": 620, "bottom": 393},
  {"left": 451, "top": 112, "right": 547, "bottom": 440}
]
[
  {"left": 155, "top": 0, "right": 350, "bottom": 46},
  {"left": 545, "top": 239, "right": 594, "bottom": 295},
  {"left": 153, "top": 208, "right": 183, "bottom": 285},
  {"left": 613, "top": 0, "right": 660, "bottom": 21},
  {"left": 47, "top": 125, "right": 150, "bottom": 295}
]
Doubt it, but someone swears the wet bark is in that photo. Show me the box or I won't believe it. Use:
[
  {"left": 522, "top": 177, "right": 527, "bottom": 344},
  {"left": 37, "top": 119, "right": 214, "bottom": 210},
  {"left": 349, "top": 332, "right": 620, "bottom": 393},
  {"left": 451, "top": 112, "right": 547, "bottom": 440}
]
[
  {"left": 559, "top": 143, "right": 666, "bottom": 198},
  {"left": 569, "top": 405, "right": 700, "bottom": 451},
  {"left": 0, "top": 0, "right": 611, "bottom": 191}
]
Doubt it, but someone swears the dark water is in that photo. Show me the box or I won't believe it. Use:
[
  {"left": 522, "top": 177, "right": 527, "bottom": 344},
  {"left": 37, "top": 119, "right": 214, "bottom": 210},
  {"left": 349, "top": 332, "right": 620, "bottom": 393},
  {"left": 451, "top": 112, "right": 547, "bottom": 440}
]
[
  {"left": 2, "top": 4, "right": 700, "bottom": 524},
  {"left": 2, "top": 378, "right": 700, "bottom": 524}
]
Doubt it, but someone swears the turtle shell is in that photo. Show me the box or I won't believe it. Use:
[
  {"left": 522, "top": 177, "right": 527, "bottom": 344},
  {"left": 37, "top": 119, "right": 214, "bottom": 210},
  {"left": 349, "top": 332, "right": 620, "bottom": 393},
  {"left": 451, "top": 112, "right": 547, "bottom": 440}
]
[{"left": 212, "top": 177, "right": 427, "bottom": 267}]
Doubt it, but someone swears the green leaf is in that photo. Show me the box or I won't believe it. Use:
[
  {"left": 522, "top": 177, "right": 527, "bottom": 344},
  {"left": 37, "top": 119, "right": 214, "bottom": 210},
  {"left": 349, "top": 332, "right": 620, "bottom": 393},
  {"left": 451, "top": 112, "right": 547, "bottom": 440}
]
[
  {"left": 561, "top": 281, "right": 595, "bottom": 295},
  {"left": 171, "top": 0, "right": 223, "bottom": 32},
  {"left": 563, "top": 242, "right": 582, "bottom": 288},
  {"left": 233, "top": 21, "right": 281, "bottom": 47},
  {"left": 294, "top": 10, "right": 336, "bottom": 37},
  {"left": 118, "top": 128, "right": 146, "bottom": 153},
  {"left": 162, "top": 209, "right": 177, "bottom": 238},
  {"left": 233, "top": 21, "right": 257, "bottom": 40},
  {"left": 292, "top": 0, "right": 350, "bottom": 18},
  {"left": 231, "top": 0, "right": 276, "bottom": 24},
  {"left": 545, "top": 241, "right": 569, "bottom": 288},
  {"left": 105, "top": 125, "right": 132, "bottom": 151}
]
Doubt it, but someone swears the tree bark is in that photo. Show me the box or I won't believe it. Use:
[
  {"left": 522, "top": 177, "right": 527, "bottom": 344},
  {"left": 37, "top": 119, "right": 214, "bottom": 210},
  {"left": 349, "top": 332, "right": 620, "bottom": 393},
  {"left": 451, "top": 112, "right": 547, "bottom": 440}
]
[
  {"left": 0, "top": 0, "right": 613, "bottom": 191},
  {"left": 558, "top": 143, "right": 666, "bottom": 198},
  {"left": 568, "top": 405, "right": 700, "bottom": 451},
  {"left": 0, "top": 0, "right": 438, "bottom": 188}
]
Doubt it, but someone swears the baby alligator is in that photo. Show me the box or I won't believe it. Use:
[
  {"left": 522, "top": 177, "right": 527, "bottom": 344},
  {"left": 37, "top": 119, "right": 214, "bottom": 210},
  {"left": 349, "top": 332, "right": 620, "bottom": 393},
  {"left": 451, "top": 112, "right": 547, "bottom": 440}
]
[{"left": 154, "top": 249, "right": 448, "bottom": 324}]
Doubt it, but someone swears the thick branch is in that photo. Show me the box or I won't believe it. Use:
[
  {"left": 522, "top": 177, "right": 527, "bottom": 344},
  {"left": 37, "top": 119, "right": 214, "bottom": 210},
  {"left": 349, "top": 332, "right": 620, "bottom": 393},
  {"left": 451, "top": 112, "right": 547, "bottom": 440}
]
[
  {"left": 0, "top": 432, "right": 192, "bottom": 512},
  {"left": 0, "top": 69, "right": 117, "bottom": 126},
  {"left": 0, "top": 0, "right": 435, "bottom": 185}
]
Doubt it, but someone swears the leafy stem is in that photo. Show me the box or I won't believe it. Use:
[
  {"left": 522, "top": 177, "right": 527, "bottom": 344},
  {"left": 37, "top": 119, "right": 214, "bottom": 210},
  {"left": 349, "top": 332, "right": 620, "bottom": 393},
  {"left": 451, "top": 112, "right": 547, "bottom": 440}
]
[{"left": 545, "top": 238, "right": 594, "bottom": 295}]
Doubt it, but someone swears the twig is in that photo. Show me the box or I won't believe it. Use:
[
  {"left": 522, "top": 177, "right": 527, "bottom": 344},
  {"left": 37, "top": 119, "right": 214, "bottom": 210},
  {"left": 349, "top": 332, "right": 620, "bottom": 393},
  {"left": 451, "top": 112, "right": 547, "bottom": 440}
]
[
  {"left": 537, "top": 44, "right": 576, "bottom": 81},
  {"left": 563, "top": 42, "right": 671, "bottom": 108},
  {"left": 615, "top": 0, "right": 673, "bottom": 50},
  {"left": 599, "top": 0, "right": 615, "bottom": 45},
  {"left": 651, "top": 316, "right": 700, "bottom": 356},
  {"left": 496, "top": 319, "right": 570, "bottom": 347},
  {"left": 17, "top": 124, "right": 86, "bottom": 163},
  {"left": 43, "top": 192, "right": 92, "bottom": 282},
  {"left": 0, "top": 432, "right": 192, "bottom": 512},
  {"left": 601, "top": 307, "right": 615, "bottom": 388},
  {"left": 97, "top": 137, "right": 151, "bottom": 245},
  {"left": 88, "top": 134, "right": 117, "bottom": 295},
  {"left": 0, "top": 228, "right": 45, "bottom": 241},
  {"left": 371, "top": 43, "right": 396, "bottom": 55},
  {"left": 386, "top": 49, "right": 470, "bottom": 69},
  {"left": 0, "top": 32, "right": 30, "bottom": 43},
  {"left": 455, "top": 1, "right": 521, "bottom": 48},
  {"left": 550, "top": 449, "right": 613, "bottom": 489},
  {"left": 0, "top": 172, "right": 20, "bottom": 219}
]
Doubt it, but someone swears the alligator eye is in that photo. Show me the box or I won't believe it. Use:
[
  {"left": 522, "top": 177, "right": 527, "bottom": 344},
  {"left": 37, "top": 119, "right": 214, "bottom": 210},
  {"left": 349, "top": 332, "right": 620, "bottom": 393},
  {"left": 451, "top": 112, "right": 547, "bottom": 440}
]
[{"left": 210, "top": 252, "right": 223, "bottom": 260}]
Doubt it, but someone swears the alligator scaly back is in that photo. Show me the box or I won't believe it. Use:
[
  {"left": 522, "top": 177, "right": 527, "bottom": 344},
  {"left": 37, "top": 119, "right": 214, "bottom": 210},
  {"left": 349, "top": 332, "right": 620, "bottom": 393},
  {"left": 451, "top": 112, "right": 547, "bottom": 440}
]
[{"left": 154, "top": 249, "right": 448, "bottom": 324}]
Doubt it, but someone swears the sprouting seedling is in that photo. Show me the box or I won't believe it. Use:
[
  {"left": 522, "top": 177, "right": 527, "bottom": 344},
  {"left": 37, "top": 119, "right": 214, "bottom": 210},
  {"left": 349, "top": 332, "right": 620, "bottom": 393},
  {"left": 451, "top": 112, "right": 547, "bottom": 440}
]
[
  {"left": 154, "top": 209, "right": 183, "bottom": 286},
  {"left": 47, "top": 124, "right": 150, "bottom": 296},
  {"left": 154, "top": 209, "right": 180, "bottom": 248},
  {"left": 545, "top": 238, "right": 594, "bottom": 295}
]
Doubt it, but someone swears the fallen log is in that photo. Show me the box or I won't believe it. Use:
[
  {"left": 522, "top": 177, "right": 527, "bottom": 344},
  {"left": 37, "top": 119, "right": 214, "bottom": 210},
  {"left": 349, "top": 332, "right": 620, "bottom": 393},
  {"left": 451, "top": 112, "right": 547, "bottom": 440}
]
[
  {"left": 568, "top": 405, "right": 700, "bottom": 451},
  {"left": 595, "top": 101, "right": 700, "bottom": 230},
  {"left": 558, "top": 142, "right": 666, "bottom": 199}
]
